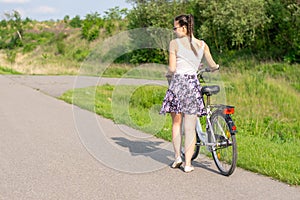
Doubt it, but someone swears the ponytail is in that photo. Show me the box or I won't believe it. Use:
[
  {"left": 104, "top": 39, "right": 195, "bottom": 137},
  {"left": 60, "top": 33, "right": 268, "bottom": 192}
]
[
  {"left": 187, "top": 14, "right": 197, "bottom": 56},
  {"left": 175, "top": 14, "right": 198, "bottom": 56}
]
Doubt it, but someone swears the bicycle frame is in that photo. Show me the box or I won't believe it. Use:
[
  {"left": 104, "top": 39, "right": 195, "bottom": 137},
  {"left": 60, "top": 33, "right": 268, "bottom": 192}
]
[
  {"left": 195, "top": 105, "right": 218, "bottom": 150},
  {"left": 195, "top": 104, "right": 236, "bottom": 152}
]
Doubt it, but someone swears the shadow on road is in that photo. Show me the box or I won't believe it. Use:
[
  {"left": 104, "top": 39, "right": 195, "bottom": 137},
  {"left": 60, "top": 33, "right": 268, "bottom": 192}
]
[
  {"left": 112, "top": 136, "right": 224, "bottom": 176},
  {"left": 112, "top": 137, "right": 174, "bottom": 166},
  {"left": 193, "top": 159, "right": 221, "bottom": 175}
]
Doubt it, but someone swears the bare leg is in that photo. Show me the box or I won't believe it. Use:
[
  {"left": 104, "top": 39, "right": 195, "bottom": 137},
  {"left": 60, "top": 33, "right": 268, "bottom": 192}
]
[
  {"left": 184, "top": 114, "right": 197, "bottom": 167},
  {"left": 171, "top": 112, "right": 182, "bottom": 159}
]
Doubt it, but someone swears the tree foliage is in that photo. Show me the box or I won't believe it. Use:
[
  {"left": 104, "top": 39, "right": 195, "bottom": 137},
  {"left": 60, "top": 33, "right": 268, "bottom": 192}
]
[
  {"left": 197, "top": 0, "right": 269, "bottom": 50},
  {"left": 125, "top": 0, "right": 190, "bottom": 64},
  {"left": 127, "top": 0, "right": 300, "bottom": 63},
  {"left": 69, "top": 15, "right": 82, "bottom": 28},
  {"left": 264, "top": 0, "right": 300, "bottom": 62},
  {"left": 81, "top": 12, "right": 103, "bottom": 41},
  {"left": 0, "top": 10, "right": 27, "bottom": 49},
  {"left": 103, "top": 7, "right": 129, "bottom": 35},
  {"left": 0, "top": 1, "right": 299, "bottom": 64},
  {"left": 80, "top": 7, "right": 129, "bottom": 41}
]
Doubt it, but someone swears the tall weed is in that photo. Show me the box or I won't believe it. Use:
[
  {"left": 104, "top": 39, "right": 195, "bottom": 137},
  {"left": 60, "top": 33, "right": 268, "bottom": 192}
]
[{"left": 225, "top": 72, "right": 300, "bottom": 141}]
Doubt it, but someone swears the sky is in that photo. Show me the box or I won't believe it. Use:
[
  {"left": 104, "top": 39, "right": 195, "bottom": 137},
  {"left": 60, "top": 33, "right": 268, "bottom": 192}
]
[{"left": 0, "top": 0, "right": 133, "bottom": 21}]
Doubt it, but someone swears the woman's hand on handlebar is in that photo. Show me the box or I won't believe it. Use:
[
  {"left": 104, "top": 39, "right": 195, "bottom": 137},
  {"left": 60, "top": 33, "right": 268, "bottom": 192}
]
[{"left": 211, "top": 64, "right": 220, "bottom": 72}]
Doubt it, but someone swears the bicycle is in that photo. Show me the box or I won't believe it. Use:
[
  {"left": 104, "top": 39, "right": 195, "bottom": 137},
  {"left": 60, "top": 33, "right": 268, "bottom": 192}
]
[{"left": 181, "top": 67, "right": 238, "bottom": 176}]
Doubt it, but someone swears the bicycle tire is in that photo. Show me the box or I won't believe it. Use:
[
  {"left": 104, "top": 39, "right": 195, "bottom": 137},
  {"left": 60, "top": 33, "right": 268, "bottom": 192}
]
[
  {"left": 209, "top": 112, "right": 237, "bottom": 176},
  {"left": 192, "top": 133, "right": 200, "bottom": 160},
  {"left": 181, "top": 129, "right": 200, "bottom": 161}
]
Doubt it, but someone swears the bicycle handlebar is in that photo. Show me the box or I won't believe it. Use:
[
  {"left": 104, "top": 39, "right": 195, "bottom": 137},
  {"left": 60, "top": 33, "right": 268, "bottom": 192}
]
[
  {"left": 198, "top": 67, "right": 211, "bottom": 74},
  {"left": 198, "top": 65, "right": 220, "bottom": 74},
  {"left": 166, "top": 65, "right": 220, "bottom": 84},
  {"left": 197, "top": 65, "right": 220, "bottom": 83}
]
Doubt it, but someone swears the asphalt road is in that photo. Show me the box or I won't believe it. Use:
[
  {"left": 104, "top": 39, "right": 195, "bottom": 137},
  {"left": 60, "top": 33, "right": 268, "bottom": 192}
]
[{"left": 0, "top": 75, "right": 299, "bottom": 200}]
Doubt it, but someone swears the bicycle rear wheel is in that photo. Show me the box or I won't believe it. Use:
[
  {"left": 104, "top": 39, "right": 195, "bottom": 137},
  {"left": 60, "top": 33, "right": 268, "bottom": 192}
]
[{"left": 210, "top": 112, "right": 237, "bottom": 176}]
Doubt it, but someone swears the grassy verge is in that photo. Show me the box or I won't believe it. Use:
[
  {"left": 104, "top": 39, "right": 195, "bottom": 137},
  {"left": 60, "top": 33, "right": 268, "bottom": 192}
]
[
  {"left": 60, "top": 84, "right": 172, "bottom": 141},
  {"left": 237, "top": 134, "right": 299, "bottom": 184},
  {"left": 223, "top": 72, "right": 300, "bottom": 185},
  {"left": 0, "top": 66, "right": 22, "bottom": 75}
]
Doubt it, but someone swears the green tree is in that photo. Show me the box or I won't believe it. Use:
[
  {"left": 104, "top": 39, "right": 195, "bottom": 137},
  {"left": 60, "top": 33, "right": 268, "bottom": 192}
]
[
  {"left": 104, "top": 6, "right": 128, "bottom": 20},
  {"left": 263, "top": 0, "right": 300, "bottom": 62},
  {"left": 103, "top": 7, "right": 128, "bottom": 35},
  {"left": 81, "top": 12, "right": 104, "bottom": 41},
  {"left": 125, "top": 0, "right": 300, "bottom": 63},
  {"left": 69, "top": 15, "right": 82, "bottom": 28},
  {"left": 125, "top": 0, "right": 191, "bottom": 64},
  {"left": 63, "top": 15, "right": 70, "bottom": 23},
  {"left": 4, "top": 10, "right": 25, "bottom": 49},
  {"left": 127, "top": 0, "right": 181, "bottom": 29},
  {"left": 196, "top": 0, "right": 269, "bottom": 51}
]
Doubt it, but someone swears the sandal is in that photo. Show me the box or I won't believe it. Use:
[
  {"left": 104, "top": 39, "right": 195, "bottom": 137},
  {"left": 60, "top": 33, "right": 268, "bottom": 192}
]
[
  {"left": 171, "top": 157, "right": 183, "bottom": 168},
  {"left": 183, "top": 165, "right": 194, "bottom": 173}
]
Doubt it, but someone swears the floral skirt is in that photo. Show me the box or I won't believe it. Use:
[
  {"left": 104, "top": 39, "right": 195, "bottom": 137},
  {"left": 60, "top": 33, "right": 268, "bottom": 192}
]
[{"left": 160, "top": 74, "right": 206, "bottom": 116}]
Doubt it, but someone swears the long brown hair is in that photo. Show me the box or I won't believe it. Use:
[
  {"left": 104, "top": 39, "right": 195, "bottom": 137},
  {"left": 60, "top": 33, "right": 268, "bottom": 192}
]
[{"left": 175, "top": 14, "right": 197, "bottom": 56}]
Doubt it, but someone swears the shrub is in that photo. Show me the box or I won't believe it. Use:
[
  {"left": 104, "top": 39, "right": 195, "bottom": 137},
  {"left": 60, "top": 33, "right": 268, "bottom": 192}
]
[{"left": 73, "top": 49, "right": 90, "bottom": 62}]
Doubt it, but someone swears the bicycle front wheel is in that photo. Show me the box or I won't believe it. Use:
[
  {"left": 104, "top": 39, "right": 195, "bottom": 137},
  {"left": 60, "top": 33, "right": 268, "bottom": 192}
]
[
  {"left": 192, "top": 133, "right": 200, "bottom": 160},
  {"left": 210, "top": 112, "right": 237, "bottom": 176},
  {"left": 181, "top": 130, "right": 200, "bottom": 161}
]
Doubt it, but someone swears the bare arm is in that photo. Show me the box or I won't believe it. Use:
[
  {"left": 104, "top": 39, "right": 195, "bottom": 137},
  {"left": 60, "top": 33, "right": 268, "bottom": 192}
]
[
  {"left": 167, "top": 40, "right": 177, "bottom": 76},
  {"left": 169, "top": 51, "right": 176, "bottom": 73},
  {"left": 203, "top": 43, "right": 219, "bottom": 70}
]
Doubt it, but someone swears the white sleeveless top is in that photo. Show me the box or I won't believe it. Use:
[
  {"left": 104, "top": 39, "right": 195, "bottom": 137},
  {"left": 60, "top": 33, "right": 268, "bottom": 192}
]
[{"left": 175, "top": 38, "right": 205, "bottom": 75}]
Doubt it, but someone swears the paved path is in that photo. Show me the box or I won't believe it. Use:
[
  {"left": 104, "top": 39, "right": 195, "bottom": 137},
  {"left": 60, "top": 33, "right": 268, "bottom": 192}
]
[{"left": 0, "top": 75, "right": 299, "bottom": 200}]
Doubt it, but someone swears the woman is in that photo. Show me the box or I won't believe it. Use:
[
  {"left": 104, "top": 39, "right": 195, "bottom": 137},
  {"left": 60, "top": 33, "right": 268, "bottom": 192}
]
[{"left": 160, "top": 14, "right": 219, "bottom": 172}]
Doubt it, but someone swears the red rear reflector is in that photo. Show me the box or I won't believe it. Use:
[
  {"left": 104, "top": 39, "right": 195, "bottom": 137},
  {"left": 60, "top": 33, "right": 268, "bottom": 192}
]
[
  {"left": 224, "top": 107, "right": 235, "bottom": 114},
  {"left": 232, "top": 125, "right": 237, "bottom": 131}
]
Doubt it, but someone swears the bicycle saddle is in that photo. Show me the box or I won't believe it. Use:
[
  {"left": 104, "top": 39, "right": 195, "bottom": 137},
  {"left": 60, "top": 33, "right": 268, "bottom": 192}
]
[{"left": 201, "top": 85, "right": 220, "bottom": 96}]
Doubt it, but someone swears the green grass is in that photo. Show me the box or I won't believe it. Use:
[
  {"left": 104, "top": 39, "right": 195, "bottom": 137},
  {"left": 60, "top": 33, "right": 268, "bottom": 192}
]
[
  {"left": 99, "top": 63, "right": 167, "bottom": 80},
  {"left": 237, "top": 134, "right": 300, "bottom": 185},
  {"left": 0, "top": 66, "right": 22, "bottom": 75},
  {"left": 60, "top": 84, "right": 172, "bottom": 141},
  {"left": 224, "top": 73, "right": 300, "bottom": 141},
  {"left": 59, "top": 64, "right": 300, "bottom": 185},
  {"left": 223, "top": 72, "right": 300, "bottom": 185}
]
